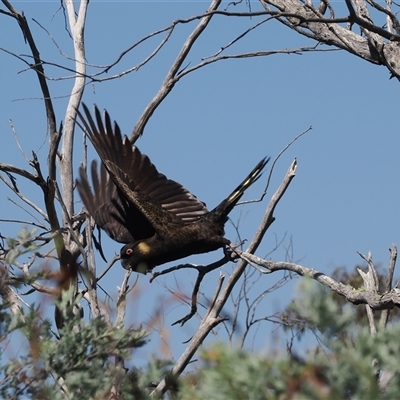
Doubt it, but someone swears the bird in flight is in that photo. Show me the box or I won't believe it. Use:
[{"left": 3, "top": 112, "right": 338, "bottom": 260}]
[{"left": 76, "top": 104, "right": 269, "bottom": 273}]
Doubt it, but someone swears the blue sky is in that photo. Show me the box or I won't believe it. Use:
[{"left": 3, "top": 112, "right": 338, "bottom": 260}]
[{"left": 1, "top": 1, "right": 400, "bottom": 363}]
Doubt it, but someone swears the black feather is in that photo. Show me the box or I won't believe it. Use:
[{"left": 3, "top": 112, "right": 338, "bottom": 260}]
[{"left": 76, "top": 104, "right": 269, "bottom": 273}]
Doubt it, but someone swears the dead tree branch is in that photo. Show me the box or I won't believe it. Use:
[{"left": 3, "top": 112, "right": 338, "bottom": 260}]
[
  {"left": 260, "top": 0, "right": 400, "bottom": 79},
  {"left": 59, "top": 0, "right": 88, "bottom": 220},
  {"left": 238, "top": 252, "right": 400, "bottom": 312},
  {"left": 152, "top": 158, "right": 297, "bottom": 396},
  {"left": 131, "top": 0, "right": 223, "bottom": 141}
]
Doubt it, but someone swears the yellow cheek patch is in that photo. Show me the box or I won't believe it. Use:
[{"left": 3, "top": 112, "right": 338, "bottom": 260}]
[{"left": 137, "top": 242, "right": 151, "bottom": 254}]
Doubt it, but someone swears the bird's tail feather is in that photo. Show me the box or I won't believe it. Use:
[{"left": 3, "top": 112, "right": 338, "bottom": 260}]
[{"left": 212, "top": 156, "right": 270, "bottom": 221}]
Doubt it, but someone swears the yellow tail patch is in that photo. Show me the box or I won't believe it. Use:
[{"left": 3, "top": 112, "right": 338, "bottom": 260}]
[{"left": 227, "top": 166, "right": 263, "bottom": 203}]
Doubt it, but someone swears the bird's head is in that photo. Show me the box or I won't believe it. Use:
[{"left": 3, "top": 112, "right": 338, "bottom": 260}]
[{"left": 120, "top": 241, "right": 152, "bottom": 273}]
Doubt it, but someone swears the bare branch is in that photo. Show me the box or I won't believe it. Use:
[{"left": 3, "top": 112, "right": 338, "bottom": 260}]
[
  {"left": 116, "top": 269, "right": 134, "bottom": 328},
  {"left": 131, "top": 0, "right": 222, "bottom": 141},
  {"left": 152, "top": 157, "right": 297, "bottom": 396},
  {"left": 170, "top": 255, "right": 233, "bottom": 326},
  {"left": 0, "top": 176, "right": 48, "bottom": 222},
  {"left": 240, "top": 126, "right": 310, "bottom": 206},
  {"left": 0, "top": 218, "right": 47, "bottom": 230},
  {"left": 380, "top": 244, "right": 398, "bottom": 328},
  {"left": 95, "top": 254, "right": 121, "bottom": 283},
  {"left": 176, "top": 48, "right": 328, "bottom": 80},
  {"left": 7, "top": 119, "right": 30, "bottom": 163},
  {"left": 261, "top": 0, "right": 400, "bottom": 79},
  {"left": 385, "top": 244, "right": 398, "bottom": 293},
  {"left": 59, "top": 0, "right": 88, "bottom": 219},
  {"left": 239, "top": 253, "right": 400, "bottom": 312},
  {"left": 0, "top": 162, "right": 41, "bottom": 185},
  {"left": 1, "top": 0, "right": 58, "bottom": 135},
  {"left": 357, "top": 252, "right": 379, "bottom": 336}
]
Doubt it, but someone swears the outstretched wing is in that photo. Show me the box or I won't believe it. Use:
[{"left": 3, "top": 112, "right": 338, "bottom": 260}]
[
  {"left": 77, "top": 160, "right": 155, "bottom": 243},
  {"left": 76, "top": 104, "right": 209, "bottom": 235}
]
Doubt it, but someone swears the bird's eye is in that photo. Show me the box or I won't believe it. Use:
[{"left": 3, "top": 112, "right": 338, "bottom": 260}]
[{"left": 125, "top": 248, "right": 133, "bottom": 256}]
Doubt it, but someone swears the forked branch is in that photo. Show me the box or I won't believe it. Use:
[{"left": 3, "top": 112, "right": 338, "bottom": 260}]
[
  {"left": 152, "top": 157, "right": 297, "bottom": 396},
  {"left": 237, "top": 248, "right": 399, "bottom": 312}
]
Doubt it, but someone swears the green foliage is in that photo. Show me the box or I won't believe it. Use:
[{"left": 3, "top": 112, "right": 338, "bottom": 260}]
[
  {"left": 291, "top": 278, "right": 355, "bottom": 339},
  {"left": 122, "top": 359, "right": 175, "bottom": 399},
  {"left": 178, "top": 278, "right": 400, "bottom": 399},
  {"left": 0, "top": 301, "right": 12, "bottom": 341},
  {"left": 4, "top": 227, "right": 41, "bottom": 265},
  {"left": 0, "top": 290, "right": 155, "bottom": 400},
  {"left": 2, "top": 252, "right": 400, "bottom": 399},
  {"left": 178, "top": 343, "right": 336, "bottom": 400}
]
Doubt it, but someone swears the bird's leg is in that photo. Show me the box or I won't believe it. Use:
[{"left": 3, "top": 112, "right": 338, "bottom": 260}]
[{"left": 224, "top": 240, "right": 247, "bottom": 261}]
